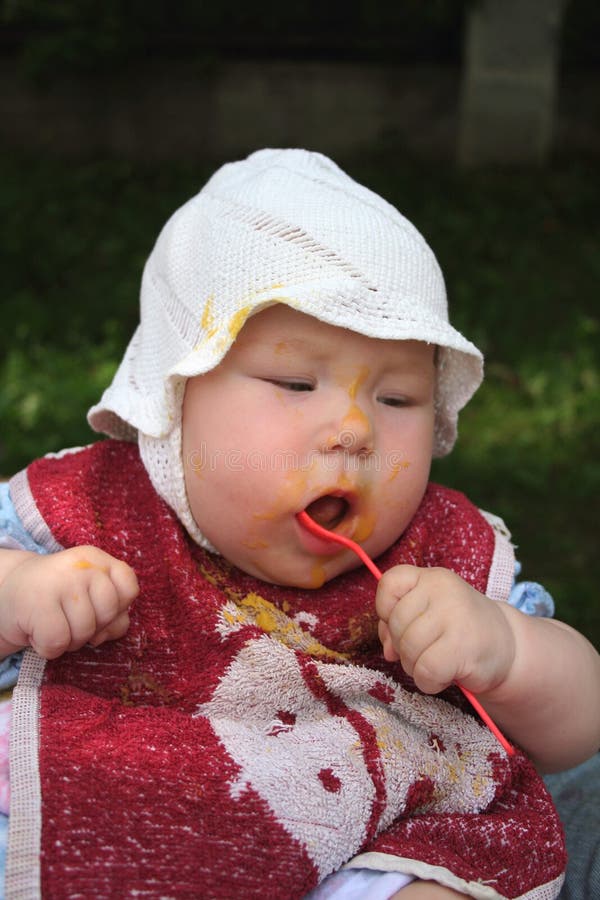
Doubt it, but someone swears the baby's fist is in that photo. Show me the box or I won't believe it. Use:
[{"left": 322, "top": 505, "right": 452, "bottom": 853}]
[
  {"left": 0, "top": 546, "right": 139, "bottom": 659},
  {"left": 375, "top": 564, "right": 515, "bottom": 695}
]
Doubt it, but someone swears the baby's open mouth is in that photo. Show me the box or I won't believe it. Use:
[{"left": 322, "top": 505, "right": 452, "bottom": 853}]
[{"left": 303, "top": 495, "right": 350, "bottom": 530}]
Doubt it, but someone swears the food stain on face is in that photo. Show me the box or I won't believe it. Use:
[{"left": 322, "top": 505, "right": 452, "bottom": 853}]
[
  {"left": 334, "top": 366, "right": 372, "bottom": 448},
  {"left": 310, "top": 562, "right": 327, "bottom": 588},
  {"left": 341, "top": 404, "right": 371, "bottom": 436},
  {"left": 387, "top": 459, "right": 411, "bottom": 482},
  {"left": 352, "top": 509, "right": 376, "bottom": 543},
  {"left": 245, "top": 466, "right": 314, "bottom": 550},
  {"left": 311, "top": 473, "right": 374, "bottom": 544},
  {"left": 242, "top": 538, "right": 269, "bottom": 549},
  {"left": 347, "top": 366, "right": 370, "bottom": 402},
  {"left": 253, "top": 466, "right": 312, "bottom": 522}
]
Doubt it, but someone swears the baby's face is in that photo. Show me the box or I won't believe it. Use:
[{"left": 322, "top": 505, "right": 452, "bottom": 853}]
[{"left": 181, "top": 305, "right": 435, "bottom": 587}]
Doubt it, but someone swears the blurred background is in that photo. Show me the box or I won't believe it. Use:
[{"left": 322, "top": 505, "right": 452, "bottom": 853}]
[{"left": 1, "top": 0, "right": 598, "bottom": 646}]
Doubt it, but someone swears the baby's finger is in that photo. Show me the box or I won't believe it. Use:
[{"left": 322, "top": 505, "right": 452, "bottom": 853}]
[
  {"left": 410, "top": 638, "right": 459, "bottom": 695},
  {"left": 389, "top": 608, "right": 444, "bottom": 679},
  {"left": 375, "top": 565, "right": 422, "bottom": 622},
  {"left": 66, "top": 548, "right": 138, "bottom": 611},
  {"left": 60, "top": 593, "right": 98, "bottom": 649},
  {"left": 379, "top": 577, "right": 432, "bottom": 642},
  {"left": 88, "top": 611, "right": 130, "bottom": 647},
  {"left": 88, "top": 575, "right": 123, "bottom": 631},
  {"left": 107, "top": 559, "right": 139, "bottom": 609},
  {"left": 378, "top": 620, "right": 400, "bottom": 662},
  {"left": 30, "top": 606, "right": 72, "bottom": 659}
]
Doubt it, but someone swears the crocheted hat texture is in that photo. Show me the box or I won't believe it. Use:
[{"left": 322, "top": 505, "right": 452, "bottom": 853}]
[{"left": 88, "top": 149, "right": 483, "bottom": 546}]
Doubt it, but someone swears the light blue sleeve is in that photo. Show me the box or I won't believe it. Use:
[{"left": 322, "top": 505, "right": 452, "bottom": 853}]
[
  {"left": 507, "top": 561, "right": 555, "bottom": 617},
  {"left": 0, "top": 482, "right": 49, "bottom": 555}
]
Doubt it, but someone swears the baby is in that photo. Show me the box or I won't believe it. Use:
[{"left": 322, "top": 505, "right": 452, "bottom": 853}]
[{"left": 0, "top": 150, "right": 598, "bottom": 899}]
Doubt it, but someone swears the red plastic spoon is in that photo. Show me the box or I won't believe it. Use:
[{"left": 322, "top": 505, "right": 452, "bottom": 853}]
[{"left": 296, "top": 510, "right": 514, "bottom": 756}]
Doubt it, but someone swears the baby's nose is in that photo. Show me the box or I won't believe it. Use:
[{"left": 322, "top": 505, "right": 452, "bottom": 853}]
[{"left": 323, "top": 403, "right": 374, "bottom": 455}]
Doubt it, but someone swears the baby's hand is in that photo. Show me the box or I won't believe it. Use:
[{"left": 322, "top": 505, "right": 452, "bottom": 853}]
[
  {"left": 0, "top": 546, "right": 139, "bottom": 659},
  {"left": 375, "top": 565, "right": 516, "bottom": 696}
]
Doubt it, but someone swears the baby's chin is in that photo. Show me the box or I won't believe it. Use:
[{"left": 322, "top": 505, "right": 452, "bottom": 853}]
[
  {"left": 201, "top": 528, "right": 369, "bottom": 587},
  {"left": 235, "top": 553, "right": 364, "bottom": 590}
]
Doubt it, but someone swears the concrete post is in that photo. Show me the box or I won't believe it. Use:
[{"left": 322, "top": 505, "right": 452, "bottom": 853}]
[{"left": 458, "top": 0, "right": 566, "bottom": 165}]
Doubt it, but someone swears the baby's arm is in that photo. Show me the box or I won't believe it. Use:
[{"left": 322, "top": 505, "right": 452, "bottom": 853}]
[
  {"left": 0, "top": 547, "right": 139, "bottom": 660},
  {"left": 376, "top": 565, "right": 600, "bottom": 773}
]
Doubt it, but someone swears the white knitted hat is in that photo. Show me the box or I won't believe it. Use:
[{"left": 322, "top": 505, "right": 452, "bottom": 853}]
[{"left": 88, "top": 149, "right": 483, "bottom": 546}]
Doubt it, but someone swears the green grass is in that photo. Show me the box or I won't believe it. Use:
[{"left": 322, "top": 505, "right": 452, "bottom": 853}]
[{"left": 1, "top": 151, "right": 598, "bottom": 647}]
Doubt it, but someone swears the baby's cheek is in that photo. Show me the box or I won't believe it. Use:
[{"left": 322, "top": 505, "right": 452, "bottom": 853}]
[{"left": 183, "top": 467, "right": 204, "bottom": 522}]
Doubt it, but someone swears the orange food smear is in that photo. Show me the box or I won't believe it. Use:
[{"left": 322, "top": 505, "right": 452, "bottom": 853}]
[
  {"left": 387, "top": 460, "right": 411, "bottom": 482},
  {"left": 347, "top": 366, "right": 370, "bottom": 401},
  {"left": 72, "top": 559, "right": 108, "bottom": 573},
  {"left": 352, "top": 511, "right": 376, "bottom": 543},
  {"left": 309, "top": 563, "right": 327, "bottom": 588},
  {"left": 228, "top": 306, "right": 252, "bottom": 340}
]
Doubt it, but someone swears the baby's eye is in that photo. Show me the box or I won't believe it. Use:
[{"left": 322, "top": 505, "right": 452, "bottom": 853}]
[
  {"left": 268, "top": 379, "right": 314, "bottom": 392},
  {"left": 378, "top": 395, "right": 410, "bottom": 408}
]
